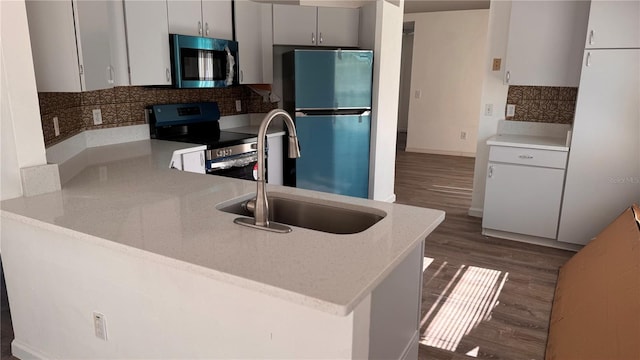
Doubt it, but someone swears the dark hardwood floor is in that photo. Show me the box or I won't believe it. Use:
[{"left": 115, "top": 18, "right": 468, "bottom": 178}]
[
  {"left": 395, "top": 132, "right": 573, "bottom": 360},
  {"left": 0, "top": 133, "right": 573, "bottom": 360}
]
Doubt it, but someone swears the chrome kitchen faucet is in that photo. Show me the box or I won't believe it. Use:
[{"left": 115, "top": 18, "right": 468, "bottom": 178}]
[{"left": 234, "top": 109, "right": 301, "bottom": 233}]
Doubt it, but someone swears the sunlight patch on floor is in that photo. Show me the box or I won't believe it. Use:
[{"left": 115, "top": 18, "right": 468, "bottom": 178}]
[{"left": 420, "top": 265, "right": 509, "bottom": 352}]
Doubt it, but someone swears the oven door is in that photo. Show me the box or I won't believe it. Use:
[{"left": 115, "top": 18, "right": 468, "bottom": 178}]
[{"left": 207, "top": 152, "right": 259, "bottom": 181}]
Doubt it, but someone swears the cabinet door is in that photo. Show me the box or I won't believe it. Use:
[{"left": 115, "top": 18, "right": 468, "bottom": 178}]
[
  {"left": 317, "top": 7, "right": 359, "bottom": 47},
  {"left": 124, "top": 0, "right": 172, "bottom": 86},
  {"left": 483, "top": 162, "right": 565, "bottom": 239},
  {"left": 266, "top": 135, "right": 283, "bottom": 185},
  {"left": 272, "top": 5, "right": 317, "bottom": 46},
  {"left": 202, "top": 0, "right": 233, "bottom": 40},
  {"left": 235, "top": 0, "right": 262, "bottom": 84},
  {"left": 504, "top": 1, "right": 590, "bottom": 86},
  {"left": 585, "top": 0, "right": 640, "bottom": 48},
  {"left": 74, "top": 0, "right": 113, "bottom": 91},
  {"left": 107, "top": 0, "right": 130, "bottom": 86},
  {"left": 167, "top": 0, "right": 203, "bottom": 36},
  {"left": 25, "top": 0, "right": 82, "bottom": 92},
  {"left": 558, "top": 49, "right": 640, "bottom": 245}
]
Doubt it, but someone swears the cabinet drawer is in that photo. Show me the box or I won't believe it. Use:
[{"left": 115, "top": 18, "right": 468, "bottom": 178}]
[{"left": 489, "top": 146, "right": 567, "bottom": 169}]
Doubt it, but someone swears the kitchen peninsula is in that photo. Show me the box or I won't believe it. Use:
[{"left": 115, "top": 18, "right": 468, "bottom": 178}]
[{"left": 1, "top": 139, "right": 444, "bottom": 359}]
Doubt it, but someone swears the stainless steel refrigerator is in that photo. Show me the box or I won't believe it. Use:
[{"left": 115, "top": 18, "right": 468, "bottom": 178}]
[{"left": 283, "top": 49, "right": 374, "bottom": 198}]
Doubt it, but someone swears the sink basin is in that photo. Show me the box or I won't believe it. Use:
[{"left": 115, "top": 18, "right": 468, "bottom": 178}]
[{"left": 217, "top": 192, "right": 386, "bottom": 234}]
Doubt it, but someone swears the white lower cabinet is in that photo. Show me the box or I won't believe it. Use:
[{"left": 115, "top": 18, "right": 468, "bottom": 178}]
[{"left": 482, "top": 146, "right": 567, "bottom": 240}]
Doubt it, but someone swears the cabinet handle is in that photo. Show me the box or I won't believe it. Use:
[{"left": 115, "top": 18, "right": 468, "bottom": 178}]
[
  {"left": 240, "top": 70, "right": 243, "bottom": 83},
  {"left": 311, "top": 32, "right": 315, "bottom": 44},
  {"left": 505, "top": 71, "right": 510, "bottom": 84},
  {"left": 488, "top": 165, "right": 494, "bottom": 178},
  {"left": 166, "top": 68, "right": 171, "bottom": 83},
  {"left": 586, "top": 52, "right": 592, "bottom": 67},
  {"left": 588, "top": 29, "right": 595, "bottom": 45},
  {"left": 200, "top": 152, "right": 204, "bottom": 167},
  {"left": 518, "top": 154, "right": 533, "bottom": 159},
  {"left": 106, "top": 66, "right": 114, "bottom": 84},
  {"left": 319, "top": 32, "right": 323, "bottom": 44},
  {"left": 205, "top": 22, "right": 209, "bottom": 36},
  {"left": 198, "top": 21, "right": 202, "bottom": 35}
]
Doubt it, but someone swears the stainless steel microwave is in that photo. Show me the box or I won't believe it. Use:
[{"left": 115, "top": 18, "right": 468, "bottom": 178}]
[{"left": 169, "top": 34, "right": 239, "bottom": 88}]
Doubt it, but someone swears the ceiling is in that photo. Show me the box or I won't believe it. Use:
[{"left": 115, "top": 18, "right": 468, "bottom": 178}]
[{"left": 404, "top": 0, "right": 490, "bottom": 13}]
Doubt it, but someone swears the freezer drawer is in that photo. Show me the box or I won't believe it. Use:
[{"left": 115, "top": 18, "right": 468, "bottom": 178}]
[{"left": 295, "top": 114, "right": 370, "bottom": 198}]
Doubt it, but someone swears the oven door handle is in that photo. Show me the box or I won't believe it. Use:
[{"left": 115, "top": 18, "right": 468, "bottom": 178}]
[{"left": 208, "top": 153, "right": 258, "bottom": 171}]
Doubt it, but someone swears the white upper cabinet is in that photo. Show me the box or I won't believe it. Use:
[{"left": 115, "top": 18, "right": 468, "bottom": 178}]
[
  {"left": 316, "top": 7, "right": 359, "bottom": 47},
  {"left": 273, "top": 5, "right": 317, "bottom": 46},
  {"left": 167, "top": 0, "right": 203, "bottom": 36},
  {"left": 273, "top": 4, "right": 359, "bottom": 47},
  {"left": 73, "top": 1, "right": 113, "bottom": 91},
  {"left": 504, "top": 1, "right": 590, "bottom": 87},
  {"left": 124, "top": 0, "right": 172, "bottom": 86},
  {"left": 25, "top": 0, "right": 127, "bottom": 92},
  {"left": 168, "top": 0, "right": 233, "bottom": 39},
  {"left": 202, "top": 0, "right": 233, "bottom": 40},
  {"left": 585, "top": 0, "right": 640, "bottom": 49},
  {"left": 235, "top": 1, "right": 273, "bottom": 84}
]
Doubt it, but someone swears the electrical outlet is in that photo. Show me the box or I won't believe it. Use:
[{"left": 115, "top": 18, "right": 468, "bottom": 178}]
[
  {"left": 484, "top": 104, "right": 493, "bottom": 116},
  {"left": 93, "top": 312, "right": 107, "bottom": 340},
  {"left": 506, "top": 104, "right": 516, "bottom": 117},
  {"left": 53, "top": 116, "right": 60, "bottom": 137},
  {"left": 235, "top": 100, "right": 242, "bottom": 112},
  {"left": 460, "top": 131, "right": 467, "bottom": 140},
  {"left": 414, "top": 90, "right": 421, "bottom": 99},
  {"left": 92, "top": 109, "right": 103, "bottom": 125},
  {"left": 492, "top": 58, "right": 501, "bottom": 71}
]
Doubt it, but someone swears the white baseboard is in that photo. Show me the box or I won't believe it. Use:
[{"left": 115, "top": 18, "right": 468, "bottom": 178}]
[
  {"left": 12, "top": 340, "right": 48, "bottom": 360},
  {"left": 482, "top": 228, "right": 582, "bottom": 252},
  {"left": 468, "top": 207, "right": 483, "bottom": 218},
  {"left": 405, "top": 147, "right": 476, "bottom": 158}
]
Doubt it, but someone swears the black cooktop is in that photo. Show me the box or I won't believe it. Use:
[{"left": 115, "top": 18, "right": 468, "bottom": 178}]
[
  {"left": 164, "top": 131, "right": 257, "bottom": 148},
  {"left": 147, "top": 102, "right": 257, "bottom": 149}
]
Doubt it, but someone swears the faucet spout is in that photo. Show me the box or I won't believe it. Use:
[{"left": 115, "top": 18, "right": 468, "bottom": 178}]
[{"left": 234, "top": 109, "right": 300, "bottom": 233}]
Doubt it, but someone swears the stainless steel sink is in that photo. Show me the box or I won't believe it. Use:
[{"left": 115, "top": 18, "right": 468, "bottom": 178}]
[{"left": 218, "top": 193, "right": 386, "bottom": 234}]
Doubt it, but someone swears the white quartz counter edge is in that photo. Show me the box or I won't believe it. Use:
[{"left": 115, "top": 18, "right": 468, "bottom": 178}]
[
  {"left": 1, "top": 140, "right": 445, "bottom": 317},
  {"left": 0, "top": 206, "right": 443, "bottom": 317},
  {"left": 487, "top": 134, "right": 569, "bottom": 152}
]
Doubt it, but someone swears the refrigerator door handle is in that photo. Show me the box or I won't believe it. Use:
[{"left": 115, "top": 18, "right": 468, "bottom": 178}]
[{"left": 295, "top": 111, "right": 372, "bottom": 117}]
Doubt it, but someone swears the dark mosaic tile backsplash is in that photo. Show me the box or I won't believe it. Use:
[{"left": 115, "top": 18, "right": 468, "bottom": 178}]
[
  {"left": 39, "top": 86, "right": 278, "bottom": 147},
  {"left": 505, "top": 86, "right": 578, "bottom": 124}
]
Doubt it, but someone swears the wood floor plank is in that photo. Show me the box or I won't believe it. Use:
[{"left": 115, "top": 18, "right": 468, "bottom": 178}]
[{"left": 396, "top": 132, "right": 573, "bottom": 360}]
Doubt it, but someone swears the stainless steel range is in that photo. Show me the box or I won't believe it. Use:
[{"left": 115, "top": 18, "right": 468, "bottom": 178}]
[{"left": 148, "top": 102, "right": 259, "bottom": 180}]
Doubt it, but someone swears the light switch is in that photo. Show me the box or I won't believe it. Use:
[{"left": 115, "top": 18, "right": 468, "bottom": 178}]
[{"left": 414, "top": 90, "right": 421, "bottom": 99}]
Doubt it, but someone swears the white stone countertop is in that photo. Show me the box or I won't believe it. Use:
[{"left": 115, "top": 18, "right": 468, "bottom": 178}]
[
  {"left": 1, "top": 140, "right": 444, "bottom": 316},
  {"left": 487, "top": 134, "right": 570, "bottom": 152},
  {"left": 224, "top": 125, "right": 286, "bottom": 137}
]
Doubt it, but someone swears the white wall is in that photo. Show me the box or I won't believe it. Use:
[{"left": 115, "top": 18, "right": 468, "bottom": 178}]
[
  {"left": 0, "top": 0, "right": 48, "bottom": 201},
  {"left": 362, "top": 0, "right": 404, "bottom": 202},
  {"left": 468, "top": 1, "right": 511, "bottom": 217},
  {"left": 404, "top": 10, "right": 489, "bottom": 157}
]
